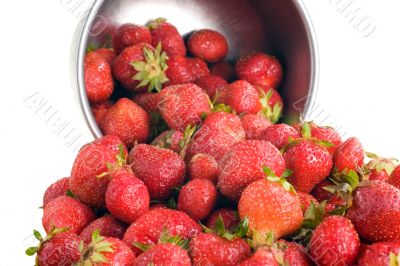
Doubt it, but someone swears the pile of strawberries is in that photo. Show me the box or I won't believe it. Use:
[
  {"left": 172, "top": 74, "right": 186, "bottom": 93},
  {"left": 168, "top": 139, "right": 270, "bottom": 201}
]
[{"left": 27, "top": 18, "right": 400, "bottom": 266}]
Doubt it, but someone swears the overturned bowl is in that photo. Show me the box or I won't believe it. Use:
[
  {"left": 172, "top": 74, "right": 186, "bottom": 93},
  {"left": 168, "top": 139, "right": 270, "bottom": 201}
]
[{"left": 76, "top": 0, "right": 319, "bottom": 138}]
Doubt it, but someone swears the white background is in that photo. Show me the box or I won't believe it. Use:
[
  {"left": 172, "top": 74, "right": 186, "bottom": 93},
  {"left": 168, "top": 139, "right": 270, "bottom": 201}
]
[{"left": 0, "top": 0, "right": 399, "bottom": 264}]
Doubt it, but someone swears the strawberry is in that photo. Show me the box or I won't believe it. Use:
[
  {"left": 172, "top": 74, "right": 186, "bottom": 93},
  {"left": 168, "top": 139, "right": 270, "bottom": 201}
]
[
  {"left": 210, "top": 61, "right": 235, "bottom": 81},
  {"left": 238, "top": 170, "right": 303, "bottom": 244},
  {"left": 238, "top": 247, "right": 280, "bottom": 266},
  {"left": 240, "top": 114, "right": 272, "bottom": 140},
  {"left": 147, "top": 18, "right": 186, "bottom": 57},
  {"left": 218, "top": 140, "right": 286, "bottom": 201},
  {"left": 365, "top": 153, "right": 397, "bottom": 182},
  {"left": 306, "top": 122, "right": 342, "bottom": 155},
  {"left": 128, "top": 144, "right": 185, "bottom": 200},
  {"left": 297, "top": 192, "right": 318, "bottom": 214},
  {"left": 258, "top": 88, "right": 284, "bottom": 123},
  {"left": 195, "top": 74, "right": 228, "bottom": 99},
  {"left": 88, "top": 48, "right": 116, "bottom": 64},
  {"left": 112, "top": 23, "right": 152, "bottom": 54},
  {"left": 91, "top": 101, "right": 113, "bottom": 124},
  {"left": 84, "top": 51, "right": 114, "bottom": 104},
  {"left": 279, "top": 240, "right": 312, "bottom": 266},
  {"left": 260, "top": 123, "right": 300, "bottom": 150},
  {"left": 164, "top": 55, "right": 194, "bottom": 85},
  {"left": 43, "top": 177, "right": 70, "bottom": 208},
  {"left": 99, "top": 98, "right": 151, "bottom": 148},
  {"left": 26, "top": 228, "right": 81, "bottom": 266},
  {"left": 187, "top": 153, "right": 220, "bottom": 184},
  {"left": 186, "top": 111, "right": 245, "bottom": 162},
  {"left": 308, "top": 216, "right": 360, "bottom": 266},
  {"left": 389, "top": 165, "right": 400, "bottom": 188},
  {"left": 217, "top": 80, "right": 261, "bottom": 114},
  {"left": 80, "top": 215, "right": 128, "bottom": 244},
  {"left": 123, "top": 208, "right": 201, "bottom": 255},
  {"left": 333, "top": 137, "right": 364, "bottom": 173},
  {"left": 357, "top": 242, "right": 400, "bottom": 266},
  {"left": 311, "top": 179, "right": 346, "bottom": 213},
  {"left": 69, "top": 135, "right": 128, "bottom": 207},
  {"left": 158, "top": 83, "right": 211, "bottom": 131},
  {"left": 106, "top": 168, "right": 150, "bottom": 223},
  {"left": 42, "top": 196, "right": 95, "bottom": 234},
  {"left": 132, "top": 92, "right": 160, "bottom": 113},
  {"left": 178, "top": 179, "right": 217, "bottom": 221},
  {"left": 112, "top": 42, "right": 169, "bottom": 92},
  {"left": 236, "top": 52, "right": 283, "bottom": 89},
  {"left": 206, "top": 209, "right": 240, "bottom": 231},
  {"left": 187, "top": 57, "right": 210, "bottom": 80},
  {"left": 347, "top": 181, "right": 400, "bottom": 242},
  {"left": 188, "top": 29, "right": 228, "bottom": 63},
  {"left": 151, "top": 129, "right": 184, "bottom": 153},
  {"left": 134, "top": 243, "right": 191, "bottom": 266}
]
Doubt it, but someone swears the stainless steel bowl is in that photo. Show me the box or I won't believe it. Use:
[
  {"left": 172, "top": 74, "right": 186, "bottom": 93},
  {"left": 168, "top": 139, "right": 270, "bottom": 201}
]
[{"left": 76, "top": 0, "right": 319, "bottom": 138}]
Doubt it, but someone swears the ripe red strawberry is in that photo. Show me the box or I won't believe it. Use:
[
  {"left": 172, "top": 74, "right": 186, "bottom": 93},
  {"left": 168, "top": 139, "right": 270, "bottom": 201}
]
[
  {"left": 389, "top": 165, "right": 400, "bottom": 188},
  {"left": 123, "top": 208, "right": 201, "bottom": 255},
  {"left": 84, "top": 52, "right": 114, "bottom": 104},
  {"left": 106, "top": 168, "right": 150, "bottom": 223},
  {"left": 134, "top": 243, "right": 191, "bottom": 266},
  {"left": 238, "top": 174, "right": 303, "bottom": 244},
  {"left": 158, "top": 83, "right": 211, "bottom": 131},
  {"left": 164, "top": 55, "right": 194, "bottom": 85},
  {"left": 258, "top": 88, "right": 284, "bottom": 123},
  {"left": 366, "top": 155, "right": 397, "bottom": 182},
  {"left": 236, "top": 52, "right": 283, "bottom": 89},
  {"left": 187, "top": 153, "right": 220, "bottom": 183},
  {"left": 210, "top": 61, "right": 235, "bottom": 81},
  {"left": 80, "top": 215, "right": 128, "bottom": 244},
  {"left": 238, "top": 247, "right": 280, "bottom": 266},
  {"left": 88, "top": 48, "right": 116, "bottom": 63},
  {"left": 217, "top": 80, "right": 261, "bottom": 114},
  {"left": 186, "top": 111, "right": 245, "bottom": 162},
  {"left": 311, "top": 179, "right": 346, "bottom": 213},
  {"left": 69, "top": 135, "right": 128, "bottom": 207},
  {"left": 297, "top": 192, "right": 318, "bottom": 214},
  {"left": 195, "top": 74, "right": 228, "bottom": 99},
  {"left": 347, "top": 181, "right": 400, "bottom": 242},
  {"left": 99, "top": 98, "right": 151, "bottom": 148},
  {"left": 128, "top": 144, "right": 185, "bottom": 200},
  {"left": 43, "top": 177, "right": 70, "bottom": 208},
  {"left": 42, "top": 196, "right": 95, "bottom": 234},
  {"left": 333, "top": 137, "right": 364, "bottom": 173},
  {"left": 307, "top": 123, "right": 342, "bottom": 155},
  {"left": 188, "top": 29, "right": 229, "bottom": 63},
  {"left": 187, "top": 57, "right": 210, "bottom": 80},
  {"left": 261, "top": 123, "right": 300, "bottom": 149},
  {"left": 279, "top": 240, "right": 312, "bottom": 266},
  {"left": 112, "top": 42, "right": 168, "bottom": 92},
  {"left": 112, "top": 23, "right": 152, "bottom": 54},
  {"left": 178, "top": 179, "right": 217, "bottom": 221},
  {"left": 241, "top": 114, "right": 272, "bottom": 140},
  {"left": 206, "top": 209, "right": 240, "bottom": 231},
  {"left": 308, "top": 216, "right": 360, "bottom": 266},
  {"left": 151, "top": 129, "right": 184, "bottom": 153},
  {"left": 147, "top": 18, "right": 186, "bottom": 57},
  {"left": 218, "top": 140, "right": 286, "bottom": 201},
  {"left": 357, "top": 242, "right": 400, "bottom": 266},
  {"left": 132, "top": 92, "right": 160, "bottom": 113},
  {"left": 91, "top": 101, "right": 113, "bottom": 124}
]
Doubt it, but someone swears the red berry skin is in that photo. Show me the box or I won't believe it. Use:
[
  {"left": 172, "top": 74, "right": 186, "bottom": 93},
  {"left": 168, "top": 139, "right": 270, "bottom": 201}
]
[
  {"left": 309, "top": 216, "right": 360, "bottom": 266},
  {"left": 238, "top": 247, "right": 280, "bottom": 266},
  {"left": 79, "top": 215, "right": 128, "bottom": 244},
  {"left": 236, "top": 52, "right": 283, "bottom": 89},
  {"left": 260, "top": 124, "right": 300, "bottom": 150},
  {"left": 218, "top": 140, "right": 286, "bottom": 201},
  {"left": 206, "top": 208, "right": 240, "bottom": 231},
  {"left": 134, "top": 243, "right": 191, "bottom": 266},
  {"left": 309, "top": 123, "right": 342, "bottom": 155},
  {"left": 333, "top": 137, "right": 364, "bottom": 173},
  {"left": 218, "top": 80, "right": 262, "bottom": 114},
  {"left": 279, "top": 240, "right": 312, "bottom": 266},
  {"left": 188, "top": 29, "right": 229, "bottom": 63},
  {"left": 106, "top": 169, "right": 150, "bottom": 223},
  {"left": 99, "top": 237, "right": 136, "bottom": 265},
  {"left": 42, "top": 196, "right": 95, "bottom": 234},
  {"left": 123, "top": 208, "right": 201, "bottom": 255},
  {"left": 91, "top": 48, "right": 116, "bottom": 64},
  {"left": 37, "top": 232, "right": 81, "bottom": 266},
  {"left": 112, "top": 23, "right": 152, "bottom": 54},
  {"left": 91, "top": 101, "right": 113, "bottom": 124},
  {"left": 284, "top": 141, "right": 333, "bottom": 193},
  {"left": 178, "top": 179, "right": 217, "bottom": 221},
  {"left": 99, "top": 98, "right": 151, "bottom": 148},
  {"left": 195, "top": 74, "right": 228, "bottom": 99},
  {"left": 129, "top": 144, "right": 185, "bottom": 200},
  {"left": 389, "top": 165, "right": 400, "bottom": 188},
  {"left": 84, "top": 52, "right": 114, "bottom": 104},
  {"left": 151, "top": 130, "right": 184, "bottom": 154},
  {"left": 241, "top": 114, "right": 272, "bottom": 140},
  {"left": 187, "top": 57, "right": 210, "bottom": 80},
  {"left": 210, "top": 62, "right": 235, "bottom": 82},
  {"left": 369, "top": 168, "right": 390, "bottom": 182},
  {"left": 132, "top": 92, "right": 160, "bottom": 113},
  {"left": 297, "top": 192, "right": 318, "bottom": 214},
  {"left": 165, "top": 55, "right": 194, "bottom": 85},
  {"left": 69, "top": 135, "right": 128, "bottom": 207},
  {"left": 189, "top": 233, "right": 251, "bottom": 266},
  {"left": 347, "top": 181, "right": 400, "bottom": 242},
  {"left": 357, "top": 242, "right": 400, "bottom": 266},
  {"left": 187, "top": 154, "right": 220, "bottom": 184},
  {"left": 150, "top": 21, "right": 186, "bottom": 57},
  {"left": 158, "top": 83, "right": 211, "bottom": 131},
  {"left": 43, "top": 177, "right": 69, "bottom": 208}
]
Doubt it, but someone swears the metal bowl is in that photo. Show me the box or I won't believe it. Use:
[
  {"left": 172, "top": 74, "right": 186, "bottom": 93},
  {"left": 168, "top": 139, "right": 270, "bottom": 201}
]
[{"left": 76, "top": 0, "right": 319, "bottom": 138}]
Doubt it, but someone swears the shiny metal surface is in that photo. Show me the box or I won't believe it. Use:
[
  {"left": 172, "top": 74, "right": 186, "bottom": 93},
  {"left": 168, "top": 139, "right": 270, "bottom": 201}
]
[{"left": 77, "top": 0, "right": 319, "bottom": 138}]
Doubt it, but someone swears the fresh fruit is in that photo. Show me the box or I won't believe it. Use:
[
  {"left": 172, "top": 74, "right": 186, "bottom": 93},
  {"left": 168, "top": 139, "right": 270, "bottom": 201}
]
[
  {"left": 260, "top": 123, "right": 300, "bottom": 150},
  {"left": 177, "top": 179, "right": 217, "bottom": 221},
  {"left": 187, "top": 153, "right": 220, "bottom": 183},
  {"left": 357, "top": 242, "right": 400, "bottom": 266},
  {"left": 311, "top": 179, "right": 346, "bottom": 213},
  {"left": 42, "top": 196, "right": 95, "bottom": 234},
  {"left": 188, "top": 29, "right": 229, "bottom": 63},
  {"left": 258, "top": 88, "right": 284, "bottom": 124},
  {"left": 195, "top": 74, "right": 228, "bottom": 99},
  {"left": 151, "top": 129, "right": 184, "bottom": 153},
  {"left": 297, "top": 192, "right": 318, "bottom": 214},
  {"left": 365, "top": 154, "right": 397, "bottom": 182},
  {"left": 91, "top": 101, "right": 113, "bottom": 124},
  {"left": 132, "top": 92, "right": 160, "bottom": 113},
  {"left": 128, "top": 144, "right": 185, "bottom": 200},
  {"left": 238, "top": 247, "right": 280, "bottom": 266},
  {"left": 218, "top": 140, "right": 286, "bottom": 201},
  {"left": 134, "top": 243, "right": 191, "bottom": 266},
  {"left": 308, "top": 216, "right": 360, "bottom": 266},
  {"left": 90, "top": 48, "right": 116, "bottom": 63},
  {"left": 84, "top": 51, "right": 114, "bottom": 104},
  {"left": 210, "top": 61, "right": 235, "bottom": 81},
  {"left": 389, "top": 165, "right": 400, "bottom": 188},
  {"left": 80, "top": 215, "right": 128, "bottom": 244},
  {"left": 164, "top": 55, "right": 194, "bottom": 85},
  {"left": 158, "top": 83, "right": 211, "bottom": 131},
  {"left": 279, "top": 240, "right": 312, "bottom": 266},
  {"left": 99, "top": 98, "right": 151, "bottom": 148},
  {"left": 333, "top": 137, "right": 364, "bottom": 173},
  {"left": 206, "top": 209, "right": 240, "bottom": 231},
  {"left": 306, "top": 122, "right": 342, "bottom": 155},
  {"left": 112, "top": 23, "right": 152, "bottom": 54},
  {"left": 187, "top": 57, "right": 210, "bottom": 80},
  {"left": 43, "top": 177, "right": 70, "bottom": 208},
  {"left": 240, "top": 114, "right": 272, "bottom": 140}
]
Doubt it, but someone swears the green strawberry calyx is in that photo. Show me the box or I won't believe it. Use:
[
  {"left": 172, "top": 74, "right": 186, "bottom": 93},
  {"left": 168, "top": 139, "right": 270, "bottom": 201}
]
[
  {"left": 133, "top": 227, "right": 189, "bottom": 252},
  {"left": 258, "top": 88, "right": 282, "bottom": 124},
  {"left": 76, "top": 230, "right": 114, "bottom": 266},
  {"left": 178, "top": 124, "right": 197, "bottom": 158},
  {"left": 263, "top": 166, "right": 296, "bottom": 194},
  {"left": 146, "top": 17, "right": 167, "bottom": 30},
  {"left": 96, "top": 144, "right": 127, "bottom": 179},
  {"left": 201, "top": 215, "right": 249, "bottom": 241}
]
